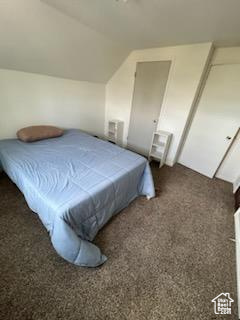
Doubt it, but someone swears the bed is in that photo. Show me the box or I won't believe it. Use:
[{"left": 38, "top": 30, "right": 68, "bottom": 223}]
[{"left": 0, "top": 129, "right": 155, "bottom": 267}]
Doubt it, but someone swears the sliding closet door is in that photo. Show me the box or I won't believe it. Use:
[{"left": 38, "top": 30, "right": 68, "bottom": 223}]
[
  {"left": 179, "top": 64, "right": 240, "bottom": 178},
  {"left": 127, "top": 61, "right": 171, "bottom": 156}
]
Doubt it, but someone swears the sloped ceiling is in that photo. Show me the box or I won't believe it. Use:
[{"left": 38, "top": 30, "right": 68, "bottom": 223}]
[
  {"left": 1, "top": 0, "right": 240, "bottom": 83},
  {"left": 45, "top": 0, "right": 240, "bottom": 48},
  {"left": 0, "top": 0, "right": 130, "bottom": 83}
]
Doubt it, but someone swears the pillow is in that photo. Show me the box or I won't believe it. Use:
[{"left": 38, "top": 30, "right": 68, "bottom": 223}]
[{"left": 17, "top": 125, "right": 64, "bottom": 142}]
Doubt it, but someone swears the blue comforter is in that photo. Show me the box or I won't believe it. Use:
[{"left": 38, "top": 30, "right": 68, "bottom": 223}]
[{"left": 0, "top": 129, "right": 155, "bottom": 267}]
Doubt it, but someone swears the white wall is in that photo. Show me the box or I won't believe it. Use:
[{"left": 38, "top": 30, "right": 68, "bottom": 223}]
[
  {"left": 212, "top": 47, "right": 240, "bottom": 65},
  {"left": 105, "top": 43, "right": 212, "bottom": 165},
  {"left": 0, "top": 69, "right": 105, "bottom": 139}
]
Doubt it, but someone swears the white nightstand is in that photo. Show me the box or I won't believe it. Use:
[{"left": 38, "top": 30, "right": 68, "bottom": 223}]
[
  {"left": 107, "top": 120, "right": 124, "bottom": 146},
  {"left": 148, "top": 130, "right": 172, "bottom": 168}
]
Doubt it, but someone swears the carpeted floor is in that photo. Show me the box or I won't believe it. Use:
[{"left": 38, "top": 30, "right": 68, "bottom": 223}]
[{"left": 0, "top": 163, "right": 237, "bottom": 320}]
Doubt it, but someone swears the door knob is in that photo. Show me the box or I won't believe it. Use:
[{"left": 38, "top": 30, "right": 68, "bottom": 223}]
[
  {"left": 226, "top": 136, "right": 232, "bottom": 140},
  {"left": 153, "top": 120, "right": 157, "bottom": 123}
]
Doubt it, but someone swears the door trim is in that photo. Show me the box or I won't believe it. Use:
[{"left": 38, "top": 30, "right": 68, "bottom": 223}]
[{"left": 175, "top": 47, "right": 214, "bottom": 164}]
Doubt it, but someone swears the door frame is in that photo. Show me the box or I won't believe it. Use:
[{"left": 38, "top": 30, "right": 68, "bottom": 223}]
[{"left": 175, "top": 47, "right": 214, "bottom": 164}]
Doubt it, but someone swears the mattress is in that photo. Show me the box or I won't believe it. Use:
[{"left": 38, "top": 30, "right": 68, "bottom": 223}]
[{"left": 0, "top": 129, "right": 155, "bottom": 267}]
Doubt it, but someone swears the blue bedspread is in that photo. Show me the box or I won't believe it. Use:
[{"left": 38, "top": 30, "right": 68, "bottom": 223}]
[{"left": 0, "top": 129, "right": 155, "bottom": 267}]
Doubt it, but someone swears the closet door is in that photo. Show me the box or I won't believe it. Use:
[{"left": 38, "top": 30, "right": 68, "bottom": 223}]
[
  {"left": 216, "top": 130, "right": 240, "bottom": 183},
  {"left": 127, "top": 61, "right": 171, "bottom": 156},
  {"left": 179, "top": 64, "right": 240, "bottom": 178}
]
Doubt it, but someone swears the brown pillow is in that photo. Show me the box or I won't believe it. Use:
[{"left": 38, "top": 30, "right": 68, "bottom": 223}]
[{"left": 17, "top": 125, "right": 64, "bottom": 142}]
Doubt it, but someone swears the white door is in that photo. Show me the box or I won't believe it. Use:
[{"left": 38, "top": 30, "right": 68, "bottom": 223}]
[
  {"left": 179, "top": 64, "right": 240, "bottom": 178},
  {"left": 127, "top": 61, "right": 171, "bottom": 155},
  {"left": 216, "top": 130, "right": 240, "bottom": 183}
]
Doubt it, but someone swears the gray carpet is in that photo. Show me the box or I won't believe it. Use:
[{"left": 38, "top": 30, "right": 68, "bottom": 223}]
[{"left": 0, "top": 163, "right": 237, "bottom": 319}]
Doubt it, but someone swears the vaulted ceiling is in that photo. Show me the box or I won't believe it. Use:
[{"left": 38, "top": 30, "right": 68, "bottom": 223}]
[
  {"left": 0, "top": 0, "right": 240, "bottom": 83},
  {"left": 45, "top": 0, "right": 240, "bottom": 49},
  {"left": 0, "top": 0, "right": 130, "bottom": 83}
]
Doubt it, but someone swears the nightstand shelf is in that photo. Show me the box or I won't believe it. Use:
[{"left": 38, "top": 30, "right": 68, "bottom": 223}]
[
  {"left": 148, "top": 130, "right": 172, "bottom": 168},
  {"left": 107, "top": 120, "right": 124, "bottom": 146}
]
